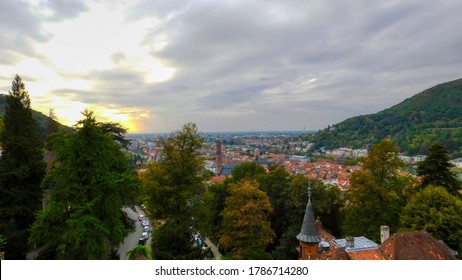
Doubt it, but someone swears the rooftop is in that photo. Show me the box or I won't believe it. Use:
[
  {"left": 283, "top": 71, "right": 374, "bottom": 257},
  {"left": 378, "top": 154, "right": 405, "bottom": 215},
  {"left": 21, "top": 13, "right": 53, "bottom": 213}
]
[{"left": 332, "top": 236, "right": 379, "bottom": 253}]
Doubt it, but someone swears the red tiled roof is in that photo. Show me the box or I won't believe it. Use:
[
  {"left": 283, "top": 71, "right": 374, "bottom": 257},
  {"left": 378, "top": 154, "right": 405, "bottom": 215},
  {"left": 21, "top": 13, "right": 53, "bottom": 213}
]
[
  {"left": 316, "top": 247, "right": 350, "bottom": 260},
  {"left": 379, "top": 231, "right": 456, "bottom": 260},
  {"left": 348, "top": 249, "right": 383, "bottom": 260}
]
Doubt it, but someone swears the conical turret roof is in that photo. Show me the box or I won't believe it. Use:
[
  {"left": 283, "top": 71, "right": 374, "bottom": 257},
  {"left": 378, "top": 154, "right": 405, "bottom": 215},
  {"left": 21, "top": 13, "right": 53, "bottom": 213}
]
[{"left": 296, "top": 186, "right": 321, "bottom": 243}]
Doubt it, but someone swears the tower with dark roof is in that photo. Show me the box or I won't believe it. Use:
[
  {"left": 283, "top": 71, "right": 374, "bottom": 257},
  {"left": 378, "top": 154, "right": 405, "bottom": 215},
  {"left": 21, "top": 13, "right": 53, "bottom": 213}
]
[{"left": 297, "top": 186, "right": 321, "bottom": 259}]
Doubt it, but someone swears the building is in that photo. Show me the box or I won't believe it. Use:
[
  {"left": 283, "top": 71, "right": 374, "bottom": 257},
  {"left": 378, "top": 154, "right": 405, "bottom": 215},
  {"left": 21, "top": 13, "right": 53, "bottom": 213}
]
[{"left": 297, "top": 185, "right": 457, "bottom": 260}]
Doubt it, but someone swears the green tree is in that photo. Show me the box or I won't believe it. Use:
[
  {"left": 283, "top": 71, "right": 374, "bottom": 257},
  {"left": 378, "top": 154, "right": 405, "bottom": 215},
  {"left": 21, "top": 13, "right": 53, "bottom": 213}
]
[
  {"left": 141, "top": 123, "right": 205, "bottom": 221},
  {"left": 0, "top": 116, "right": 4, "bottom": 145},
  {"left": 258, "top": 166, "right": 290, "bottom": 250},
  {"left": 342, "top": 139, "right": 413, "bottom": 241},
  {"left": 126, "top": 244, "right": 151, "bottom": 260},
  {"left": 29, "top": 111, "right": 140, "bottom": 259},
  {"left": 272, "top": 175, "right": 344, "bottom": 259},
  {"left": 140, "top": 123, "right": 206, "bottom": 259},
  {"left": 0, "top": 75, "right": 45, "bottom": 259},
  {"left": 219, "top": 180, "right": 275, "bottom": 259},
  {"left": 150, "top": 221, "right": 204, "bottom": 260},
  {"left": 416, "top": 142, "right": 460, "bottom": 195},
  {"left": 400, "top": 186, "right": 462, "bottom": 250},
  {"left": 45, "top": 108, "right": 60, "bottom": 151},
  {"left": 231, "top": 161, "right": 265, "bottom": 182}
]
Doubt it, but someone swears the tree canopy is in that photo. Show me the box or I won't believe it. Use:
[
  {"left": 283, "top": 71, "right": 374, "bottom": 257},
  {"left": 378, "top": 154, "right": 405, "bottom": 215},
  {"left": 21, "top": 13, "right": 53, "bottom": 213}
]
[
  {"left": 29, "top": 111, "right": 140, "bottom": 259},
  {"left": 400, "top": 185, "right": 462, "bottom": 250},
  {"left": 141, "top": 122, "right": 205, "bottom": 222},
  {"left": 219, "top": 180, "right": 275, "bottom": 259},
  {"left": 416, "top": 142, "right": 460, "bottom": 195},
  {"left": 0, "top": 75, "right": 45, "bottom": 259},
  {"left": 140, "top": 123, "right": 207, "bottom": 259},
  {"left": 342, "top": 140, "right": 414, "bottom": 241}
]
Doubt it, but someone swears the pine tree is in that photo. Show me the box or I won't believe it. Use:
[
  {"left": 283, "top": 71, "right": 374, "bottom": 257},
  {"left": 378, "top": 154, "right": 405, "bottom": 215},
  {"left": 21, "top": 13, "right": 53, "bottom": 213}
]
[
  {"left": 45, "top": 108, "right": 60, "bottom": 151},
  {"left": 416, "top": 142, "right": 460, "bottom": 195},
  {"left": 0, "top": 75, "right": 45, "bottom": 259}
]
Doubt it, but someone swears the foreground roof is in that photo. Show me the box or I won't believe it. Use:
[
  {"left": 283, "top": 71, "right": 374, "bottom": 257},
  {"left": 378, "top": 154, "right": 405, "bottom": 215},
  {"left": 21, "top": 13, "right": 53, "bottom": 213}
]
[{"left": 379, "top": 231, "right": 456, "bottom": 260}]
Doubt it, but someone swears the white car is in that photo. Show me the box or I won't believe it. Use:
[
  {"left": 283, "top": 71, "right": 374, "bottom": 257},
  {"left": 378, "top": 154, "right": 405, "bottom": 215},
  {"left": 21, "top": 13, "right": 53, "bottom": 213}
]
[
  {"left": 142, "top": 232, "right": 149, "bottom": 240},
  {"left": 138, "top": 214, "right": 145, "bottom": 221}
]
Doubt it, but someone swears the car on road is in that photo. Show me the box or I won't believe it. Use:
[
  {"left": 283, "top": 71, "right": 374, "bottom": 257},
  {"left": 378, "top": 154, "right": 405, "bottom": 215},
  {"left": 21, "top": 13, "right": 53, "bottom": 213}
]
[
  {"left": 142, "top": 232, "right": 149, "bottom": 240},
  {"left": 141, "top": 220, "right": 149, "bottom": 227},
  {"left": 143, "top": 225, "right": 151, "bottom": 233},
  {"left": 138, "top": 214, "right": 145, "bottom": 221},
  {"left": 138, "top": 238, "right": 146, "bottom": 245}
]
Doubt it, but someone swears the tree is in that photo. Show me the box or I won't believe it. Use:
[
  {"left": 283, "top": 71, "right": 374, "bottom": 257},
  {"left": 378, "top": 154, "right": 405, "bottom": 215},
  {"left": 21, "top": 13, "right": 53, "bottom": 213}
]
[
  {"left": 258, "top": 166, "right": 290, "bottom": 251},
  {"left": 29, "top": 111, "right": 140, "bottom": 259},
  {"left": 219, "top": 180, "right": 275, "bottom": 259},
  {"left": 416, "top": 142, "right": 460, "bottom": 195},
  {"left": 0, "top": 75, "right": 45, "bottom": 259},
  {"left": 140, "top": 123, "right": 206, "bottom": 259},
  {"left": 231, "top": 161, "right": 265, "bottom": 182},
  {"left": 141, "top": 123, "right": 205, "bottom": 221},
  {"left": 272, "top": 175, "right": 344, "bottom": 259},
  {"left": 150, "top": 221, "right": 204, "bottom": 260},
  {"left": 45, "top": 108, "right": 60, "bottom": 151},
  {"left": 0, "top": 116, "right": 4, "bottom": 145},
  {"left": 126, "top": 244, "right": 151, "bottom": 260},
  {"left": 400, "top": 186, "right": 462, "bottom": 250},
  {"left": 342, "top": 140, "right": 414, "bottom": 241}
]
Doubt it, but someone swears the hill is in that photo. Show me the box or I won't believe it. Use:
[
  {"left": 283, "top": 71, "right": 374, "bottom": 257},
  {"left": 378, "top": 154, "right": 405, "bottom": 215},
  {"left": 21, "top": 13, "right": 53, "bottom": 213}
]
[
  {"left": 312, "top": 78, "right": 462, "bottom": 157},
  {"left": 0, "top": 94, "right": 71, "bottom": 141}
]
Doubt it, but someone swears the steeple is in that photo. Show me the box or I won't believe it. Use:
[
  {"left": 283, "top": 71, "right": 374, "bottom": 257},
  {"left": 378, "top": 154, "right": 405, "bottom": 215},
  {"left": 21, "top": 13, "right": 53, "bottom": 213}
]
[{"left": 297, "top": 185, "right": 321, "bottom": 259}]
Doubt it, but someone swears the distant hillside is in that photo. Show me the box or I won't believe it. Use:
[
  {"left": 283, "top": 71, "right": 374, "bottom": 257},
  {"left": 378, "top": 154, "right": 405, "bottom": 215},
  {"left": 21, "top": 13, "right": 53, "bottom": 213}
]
[
  {"left": 0, "top": 94, "right": 71, "bottom": 140},
  {"left": 312, "top": 78, "right": 462, "bottom": 157}
]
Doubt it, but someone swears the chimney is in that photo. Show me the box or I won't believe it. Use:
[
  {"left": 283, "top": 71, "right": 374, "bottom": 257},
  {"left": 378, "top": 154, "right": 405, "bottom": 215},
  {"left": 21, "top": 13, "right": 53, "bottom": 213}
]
[
  {"left": 345, "top": 236, "right": 354, "bottom": 248},
  {"left": 380, "top": 225, "right": 390, "bottom": 243}
]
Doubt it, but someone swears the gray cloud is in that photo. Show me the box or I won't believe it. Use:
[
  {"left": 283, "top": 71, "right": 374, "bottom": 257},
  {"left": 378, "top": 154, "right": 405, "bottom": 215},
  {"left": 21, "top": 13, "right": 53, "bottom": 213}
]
[
  {"left": 3, "top": 0, "right": 462, "bottom": 132},
  {"left": 45, "top": 0, "right": 88, "bottom": 20}
]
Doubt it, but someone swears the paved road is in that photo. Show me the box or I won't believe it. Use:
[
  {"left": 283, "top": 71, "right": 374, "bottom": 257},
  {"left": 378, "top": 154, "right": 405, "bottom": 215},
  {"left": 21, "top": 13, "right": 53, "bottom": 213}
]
[
  {"left": 205, "top": 237, "right": 222, "bottom": 260},
  {"left": 118, "top": 205, "right": 152, "bottom": 260}
]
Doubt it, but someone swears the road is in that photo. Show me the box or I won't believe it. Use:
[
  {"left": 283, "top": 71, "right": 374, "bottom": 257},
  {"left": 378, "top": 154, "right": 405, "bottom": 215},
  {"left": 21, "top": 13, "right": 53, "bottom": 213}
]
[
  {"left": 118, "top": 205, "right": 152, "bottom": 260},
  {"left": 205, "top": 237, "right": 222, "bottom": 260}
]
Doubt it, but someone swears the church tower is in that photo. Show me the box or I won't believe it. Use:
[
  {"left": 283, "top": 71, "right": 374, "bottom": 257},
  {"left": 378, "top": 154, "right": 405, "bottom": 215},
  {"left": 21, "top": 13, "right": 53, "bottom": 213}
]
[{"left": 296, "top": 186, "right": 321, "bottom": 259}]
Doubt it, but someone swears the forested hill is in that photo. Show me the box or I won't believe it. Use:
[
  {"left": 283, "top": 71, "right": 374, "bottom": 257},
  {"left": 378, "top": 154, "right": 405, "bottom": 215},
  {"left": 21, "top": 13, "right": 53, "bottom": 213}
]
[
  {"left": 312, "top": 78, "right": 462, "bottom": 157},
  {"left": 0, "top": 94, "right": 71, "bottom": 140}
]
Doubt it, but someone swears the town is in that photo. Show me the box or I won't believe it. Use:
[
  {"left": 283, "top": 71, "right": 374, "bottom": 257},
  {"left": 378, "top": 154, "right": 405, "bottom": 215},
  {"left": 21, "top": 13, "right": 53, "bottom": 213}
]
[{"left": 126, "top": 132, "right": 438, "bottom": 190}]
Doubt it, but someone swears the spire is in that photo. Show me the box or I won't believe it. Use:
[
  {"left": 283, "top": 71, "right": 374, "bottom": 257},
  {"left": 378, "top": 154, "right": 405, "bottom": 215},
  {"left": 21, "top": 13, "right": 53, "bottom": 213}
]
[
  {"left": 308, "top": 186, "right": 311, "bottom": 205},
  {"left": 296, "top": 183, "right": 321, "bottom": 243}
]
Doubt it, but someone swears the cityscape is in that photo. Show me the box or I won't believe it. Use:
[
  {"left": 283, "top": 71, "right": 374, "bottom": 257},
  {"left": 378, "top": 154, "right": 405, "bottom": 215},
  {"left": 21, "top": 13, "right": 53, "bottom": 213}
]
[{"left": 1, "top": 2, "right": 462, "bottom": 277}]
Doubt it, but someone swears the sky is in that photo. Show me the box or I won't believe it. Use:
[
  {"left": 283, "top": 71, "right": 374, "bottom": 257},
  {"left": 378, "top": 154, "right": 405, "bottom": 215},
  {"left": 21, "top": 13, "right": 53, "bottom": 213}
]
[{"left": 1, "top": 0, "right": 462, "bottom": 133}]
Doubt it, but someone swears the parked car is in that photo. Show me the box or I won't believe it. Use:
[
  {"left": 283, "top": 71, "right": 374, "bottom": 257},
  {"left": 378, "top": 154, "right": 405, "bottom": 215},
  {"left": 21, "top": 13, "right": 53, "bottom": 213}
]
[
  {"left": 143, "top": 225, "right": 151, "bottom": 232},
  {"left": 142, "top": 232, "right": 149, "bottom": 240},
  {"left": 138, "top": 215, "right": 145, "bottom": 221},
  {"left": 141, "top": 220, "right": 149, "bottom": 227},
  {"left": 138, "top": 238, "right": 146, "bottom": 245}
]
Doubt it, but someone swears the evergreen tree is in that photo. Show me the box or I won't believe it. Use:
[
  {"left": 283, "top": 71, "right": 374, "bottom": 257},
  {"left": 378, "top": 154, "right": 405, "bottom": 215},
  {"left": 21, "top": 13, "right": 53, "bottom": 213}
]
[
  {"left": 416, "top": 142, "right": 460, "bottom": 195},
  {"left": 0, "top": 116, "right": 4, "bottom": 145},
  {"left": 0, "top": 75, "right": 45, "bottom": 259},
  {"left": 29, "top": 111, "right": 140, "bottom": 259},
  {"left": 45, "top": 108, "right": 60, "bottom": 151}
]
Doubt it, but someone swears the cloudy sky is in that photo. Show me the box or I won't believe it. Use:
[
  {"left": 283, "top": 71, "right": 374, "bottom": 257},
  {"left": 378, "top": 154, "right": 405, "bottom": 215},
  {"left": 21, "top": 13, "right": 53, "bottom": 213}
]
[{"left": 1, "top": 0, "right": 461, "bottom": 133}]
